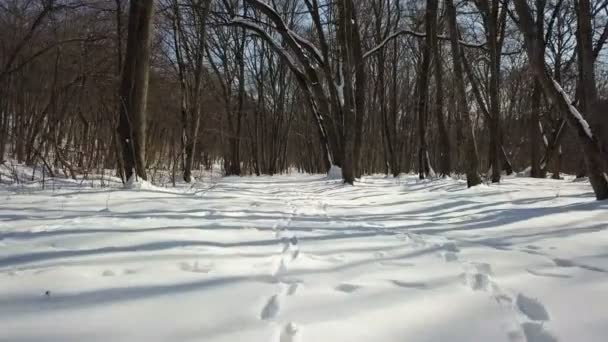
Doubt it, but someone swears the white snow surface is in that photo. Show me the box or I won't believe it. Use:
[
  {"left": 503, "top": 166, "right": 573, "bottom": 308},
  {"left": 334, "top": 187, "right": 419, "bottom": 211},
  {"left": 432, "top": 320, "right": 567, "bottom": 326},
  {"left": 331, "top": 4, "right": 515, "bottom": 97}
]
[
  {"left": 1, "top": 174, "right": 607, "bottom": 342},
  {"left": 326, "top": 165, "right": 343, "bottom": 180}
]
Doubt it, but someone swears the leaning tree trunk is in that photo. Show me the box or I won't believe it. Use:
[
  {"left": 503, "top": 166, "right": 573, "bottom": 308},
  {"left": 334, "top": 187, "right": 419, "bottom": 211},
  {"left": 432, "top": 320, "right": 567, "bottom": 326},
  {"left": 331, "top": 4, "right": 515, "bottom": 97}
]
[
  {"left": 514, "top": 0, "right": 608, "bottom": 200},
  {"left": 117, "top": 0, "right": 155, "bottom": 181}
]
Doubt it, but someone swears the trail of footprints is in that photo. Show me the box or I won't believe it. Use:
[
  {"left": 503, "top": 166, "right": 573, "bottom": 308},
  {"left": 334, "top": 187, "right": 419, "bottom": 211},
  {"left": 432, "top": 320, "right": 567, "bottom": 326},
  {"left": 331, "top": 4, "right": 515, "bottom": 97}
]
[
  {"left": 429, "top": 237, "right": 557, "bottom": 342},
  {"left": 262, "top": 192, "right": 558, "bottom": 342},
  {"left": 260, "top": 192, "right": 302, "bottom": 342}
]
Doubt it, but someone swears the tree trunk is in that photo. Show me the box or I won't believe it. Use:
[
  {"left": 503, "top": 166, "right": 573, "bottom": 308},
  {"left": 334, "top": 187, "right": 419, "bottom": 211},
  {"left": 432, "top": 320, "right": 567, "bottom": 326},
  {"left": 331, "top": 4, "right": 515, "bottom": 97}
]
[
  {"left": 117, "top": 0, "right": 155, "bottom": 181},
  {"left": 429, "top": 0, "right": 451, "bottom": 177},
  {"left": 417, "top": 0, "right": 434, "bottom": 180},
  {"left": 446, "top": 0, "right": 482, "bottom": 187},
  {"left": 529, "top": 81, "right": 543, "bottom": 177}
]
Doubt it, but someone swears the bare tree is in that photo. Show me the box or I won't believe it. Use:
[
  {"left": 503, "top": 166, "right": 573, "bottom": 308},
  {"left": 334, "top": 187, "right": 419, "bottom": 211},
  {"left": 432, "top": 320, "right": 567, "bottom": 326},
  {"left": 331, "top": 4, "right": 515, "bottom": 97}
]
[
  {"left": 166, "top": 0, "right": 211, "bottom": 182},
  {"left": 118, "top": 0, "right": 156, "bottom": 181},
  {"left": 446, "top": 0, "right": 482, "bottom": 187}
]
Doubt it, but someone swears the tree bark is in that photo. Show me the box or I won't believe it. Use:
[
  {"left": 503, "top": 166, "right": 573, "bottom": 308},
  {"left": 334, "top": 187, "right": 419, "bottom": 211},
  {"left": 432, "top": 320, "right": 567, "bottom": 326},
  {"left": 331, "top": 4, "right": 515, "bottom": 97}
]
[
  {"left": 446, "top": 0, "right": 482, "bottom": 187},
  {"left": 417, "top": 0, "right": 435, "bottom": 179},
  {"left": 118, "top": 0, "right": 155, "bottom": 181},
  {"left": 430, "top": 0, "right": 451, "bottom": 177}
]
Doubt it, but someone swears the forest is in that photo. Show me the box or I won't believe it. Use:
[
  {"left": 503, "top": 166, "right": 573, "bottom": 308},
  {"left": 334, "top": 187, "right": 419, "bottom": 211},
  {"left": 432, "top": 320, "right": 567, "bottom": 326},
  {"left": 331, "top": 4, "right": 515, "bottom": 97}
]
[
  {"left": 2, "top": 2, "right": 608, "bottom": 341},
  {"left": 1, "top": 0, "right": 608, "bottom": 199}
]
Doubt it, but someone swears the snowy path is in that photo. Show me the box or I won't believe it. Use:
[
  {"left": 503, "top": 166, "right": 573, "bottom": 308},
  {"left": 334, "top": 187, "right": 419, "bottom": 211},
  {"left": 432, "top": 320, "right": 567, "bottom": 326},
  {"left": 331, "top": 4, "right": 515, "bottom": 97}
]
[{"left": 0, "top": 174, "right": 607, "bottom": 341}]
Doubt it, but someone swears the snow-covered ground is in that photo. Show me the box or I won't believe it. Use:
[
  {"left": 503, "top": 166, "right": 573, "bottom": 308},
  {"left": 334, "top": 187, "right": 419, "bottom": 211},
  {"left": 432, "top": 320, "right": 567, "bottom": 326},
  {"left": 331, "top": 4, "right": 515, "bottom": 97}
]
[{"left": 0, "top": 174, "right": 607, "bottom": 342}]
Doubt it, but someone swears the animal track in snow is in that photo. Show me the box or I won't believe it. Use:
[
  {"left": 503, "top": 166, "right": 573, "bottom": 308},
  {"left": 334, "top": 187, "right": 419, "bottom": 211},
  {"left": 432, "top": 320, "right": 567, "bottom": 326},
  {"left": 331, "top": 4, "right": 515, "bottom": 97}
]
[
  {"left": 260, "top": 294, "right": 281, "bottom": 320},
  {"left": 279, "top": 322, "right": 299, "bottom": 342},
  {"left": 442, "top": 242, "right": 460, "bottom": 253},
  {"left": 272, "top": 258, "right": 288, "bottom": 278},
  {"left": 526, "top": 268, "right": 572, "bottom": 279},
  {"left": 494, "top": 293, "right": 513, "bottom": 305},
  {"left": 506, "top": 328, "right": 526, "bottom": 342},
  {"left": 335, "top": 283, "right": 360, "bottom": 293},
  {"left": 374, "top": 251, "right": 386, "bottom": 258},
  {"left": 553, "top": 258, "right": 607, "bottom": 273},
  {"left": 461, "top": 263, "right": 494, "bottom": 292},
  {"left": 261, "top": 192, "right": 302, "bottom": 339},
  {"left": 442, "top": 251, "right": 459, "bottom": 262},
  {"left": 521, "top": 322, "right": 558, "bottom": 342},
  {"left": 391, "top": 280, "right": 427, "bottom": 290},
  {"left": 291, "top": 248, "right": 300, "bottom": 261},
  {"left": 461, "top": 272, "right": 493, "bottom": 291},
  {"left": 287, "top": 283, "right": 299, "bottom": 296},
  {"left": 281, "top": 240, "right": 291, "bottom": 253},
  {"left": 516, "top": 294, "right": 550, "bottom": 321},
  {"left": 473, "top": 262, "right": 493, "bottom": 275},
  {"left": 379, "top": 261, "right": 415, "bottom": 267},
  {"left": 444, "top": 239, "right": 556, "bottom": 342},
  {"left": 179, "top": 261, "right": 211, "bottom": 273},
  {"left": 552, "top": 258, "right": 574, "bottom": 267}
]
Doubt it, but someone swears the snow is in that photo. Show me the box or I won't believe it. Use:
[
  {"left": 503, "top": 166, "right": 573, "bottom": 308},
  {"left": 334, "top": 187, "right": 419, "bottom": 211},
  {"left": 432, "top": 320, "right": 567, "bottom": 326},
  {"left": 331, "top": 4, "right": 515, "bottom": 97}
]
[
  {"left": 336, "top": 61, "right": 345, "bottom": 107},
  {"left": 326, "top": 165, "right": 342, "bottom": 180},
  {"left": 288, "top": 29, "right": 323, "bottom": 64},
  {"left": 125, "top": 176, "right": 157, "bottom": 191},
  {"left": 551, "top": 79, "right": 594, "bottom": 139},
  {"left": 1, "top": 173, "right": 607, "bottom": 341}
]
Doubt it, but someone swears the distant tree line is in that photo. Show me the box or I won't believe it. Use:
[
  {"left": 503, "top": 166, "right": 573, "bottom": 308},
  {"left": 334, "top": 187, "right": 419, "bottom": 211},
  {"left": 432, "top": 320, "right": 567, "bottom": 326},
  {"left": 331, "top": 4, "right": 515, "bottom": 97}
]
[{"left": 1, "top": 0, "right": 608, "bottom": 199}]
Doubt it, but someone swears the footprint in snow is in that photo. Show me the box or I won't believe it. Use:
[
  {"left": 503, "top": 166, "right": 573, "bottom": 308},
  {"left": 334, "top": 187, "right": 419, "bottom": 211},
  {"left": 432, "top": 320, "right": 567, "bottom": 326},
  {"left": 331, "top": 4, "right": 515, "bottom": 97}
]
[
  {"left": 291, "top": 249, "right": 300, "bottom": 261},
  {"left": 335, "top": 283, "right": 360, "bottom": 293},
  {"left": 289, "top": 236, "right": 298, "bottom": 246},
  {"left": 461, "top": 262, "right": 495, "bottom": 291},
  {"left": 374, "top": 251, "right": 387, "bottom": 258},
  {"left": 506, "top": 329, "right": 526, "bottom": 342},
  {"left": 521, "top": 322, "right": 558, "bottom": 342},
  {"left": 180, "top": 261, "right": 211, "bottom": 273},
  {"left": 473, "top": 262, "right": 493, "bottom": 275},
  {"left": 287, "top": 283, "right": 299, "bottom": 296},
  {"left": 272, "top": 258, "right": 288, "bottom": 278},
  {"left": 461, "top": 272, "right": 493, "bottom": 291},
  {"left": 553, "top": 258, "right": 607, "bottom": 273},
  {"left": 379, "top": 261, "right": 415, "bottom": 267},
  {"left": 441, "top": 251, "right": 459, "bottom": 262},
  {"left": 552, "top": 258, "right": 574, "bottom": 268},
  {"left": 281, "top": 240, "right": 291, "bottom": 253},
  {"left": 494, "top": 293, "right": 513, "bottom": 305},
  {"left": 516, "top": 294, "right": 550, "bottom": 321},
  {"left": 279, "top": 322, "right": 299, "bottom": 342},
  {"left": 260, "top": 294, "right": 281, "bottom": 320},
  {"left": 391, "top": 280, "right": 427, "bottom": 290},
  {"left": 526, "top": 268, "right": 572, "bottom": 279},
  {"left": 442, "top": 242, "right": 460, "bottom": 253}
]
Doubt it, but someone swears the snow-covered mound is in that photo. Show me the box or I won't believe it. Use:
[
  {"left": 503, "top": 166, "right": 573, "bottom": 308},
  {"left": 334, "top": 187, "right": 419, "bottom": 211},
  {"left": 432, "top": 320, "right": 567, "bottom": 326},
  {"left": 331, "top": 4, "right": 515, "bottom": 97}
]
[
  {"left": 0, "top": 174, "right": 607, "bottom": 341},
  {"left": 326, "top": 164, "right": 343, "bottom": 180},
  {"left": 125, "top": 175, "right": 157, "bottom": 190}
]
